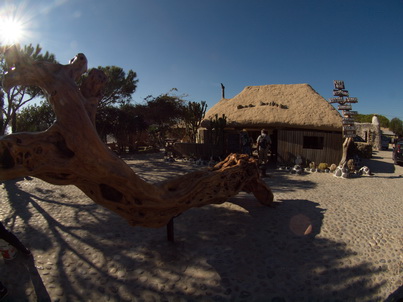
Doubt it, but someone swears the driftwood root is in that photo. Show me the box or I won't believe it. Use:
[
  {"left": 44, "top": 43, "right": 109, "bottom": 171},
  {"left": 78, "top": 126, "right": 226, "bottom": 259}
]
[{"left": 0, "top": 48, "right": 274, "bottom": 228}]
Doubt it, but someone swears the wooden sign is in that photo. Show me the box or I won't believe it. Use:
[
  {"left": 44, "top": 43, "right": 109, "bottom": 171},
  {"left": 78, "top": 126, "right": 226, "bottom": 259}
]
[
  {"left": 344, "top": 130, "right": 356, "bottom": 138},
  {"left": 334, "top": 80, "right": 345, "bottom": 90},
  {"left": 338, "top": 104, "right": 352, "bottom": 110},
  {"left": 343, "top": 110, "right": 357, "bottom": 116},
  {"left": 345, "top": 97, "right": 358, "bottom": 103},
  {"left": 343, "top": 117, "right": 355, "bottom": 122},
  {"left": 329, "top": 97, "right": 344, "bottom": 103},
  {"left": 342, "top": 118, "right": 355, "bottom": 125},
  {"left": 333, "top": 90, "right": 349, "bottom": 97}
]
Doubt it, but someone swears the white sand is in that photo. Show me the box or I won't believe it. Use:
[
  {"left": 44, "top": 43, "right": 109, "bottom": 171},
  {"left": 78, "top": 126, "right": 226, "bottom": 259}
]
[{"left": 0, "top": 150, "right": 402, "bottom": 301}]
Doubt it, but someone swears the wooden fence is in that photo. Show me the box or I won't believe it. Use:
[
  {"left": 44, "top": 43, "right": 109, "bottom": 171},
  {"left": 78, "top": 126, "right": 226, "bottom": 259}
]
[{"left": 173, "top": 143, "right": 225, "bottom": 160}]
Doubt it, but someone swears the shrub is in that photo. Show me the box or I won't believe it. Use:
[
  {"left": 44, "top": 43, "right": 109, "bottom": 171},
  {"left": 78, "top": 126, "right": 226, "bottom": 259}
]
[
  {"left": 317, "top": 163, "right": 328, "bottom": 170},
  {"left": 347, "top": 159, "right": 356, "bottom": 171},
  {"left": 349, "top": 142, "right": 372, "bottom": 159}
]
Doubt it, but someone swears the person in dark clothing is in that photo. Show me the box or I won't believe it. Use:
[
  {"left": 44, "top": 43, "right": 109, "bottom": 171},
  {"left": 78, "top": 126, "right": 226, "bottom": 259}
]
[
  {"left": 256, "top": 129, "right": 271, "bottom": 165},
  {"left": 0, "top": 221, "right": 31, "bottom": 300},
  {"left": 240, "top": 129, "right": 252, "bottom": 156}
]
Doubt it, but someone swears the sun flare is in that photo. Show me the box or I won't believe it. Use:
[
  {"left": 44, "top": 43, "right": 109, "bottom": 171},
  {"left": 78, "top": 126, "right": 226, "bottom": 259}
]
[{"left": 0, "top": 17, "right": 25, "bottom": 45}]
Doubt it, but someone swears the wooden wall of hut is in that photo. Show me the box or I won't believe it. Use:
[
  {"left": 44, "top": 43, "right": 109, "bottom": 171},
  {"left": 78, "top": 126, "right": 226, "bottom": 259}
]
[{"left": 277, "top": 129, "right": 342, "bottom": 166}]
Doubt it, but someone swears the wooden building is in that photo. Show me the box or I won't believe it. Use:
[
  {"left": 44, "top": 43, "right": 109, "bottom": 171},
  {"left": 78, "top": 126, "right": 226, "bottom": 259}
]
[{"left": 200, "top": 84, "right": 343, "bottom": 166}]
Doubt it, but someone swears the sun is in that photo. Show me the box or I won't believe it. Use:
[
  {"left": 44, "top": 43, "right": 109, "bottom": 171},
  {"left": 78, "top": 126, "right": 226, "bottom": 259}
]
[{"left": 0, "top": 17, "right": 25, "bottom": 45}]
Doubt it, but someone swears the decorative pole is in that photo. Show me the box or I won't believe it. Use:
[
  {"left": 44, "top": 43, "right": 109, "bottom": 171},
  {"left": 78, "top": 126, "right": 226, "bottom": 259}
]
[{"left": 329, "top": 80, "right": 359, "bottom": 168}]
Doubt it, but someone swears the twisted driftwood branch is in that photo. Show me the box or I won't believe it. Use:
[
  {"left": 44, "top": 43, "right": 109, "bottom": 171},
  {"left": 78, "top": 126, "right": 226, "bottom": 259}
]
[{"left": 0, "top": 50, "right": 273, "bottom": 228}]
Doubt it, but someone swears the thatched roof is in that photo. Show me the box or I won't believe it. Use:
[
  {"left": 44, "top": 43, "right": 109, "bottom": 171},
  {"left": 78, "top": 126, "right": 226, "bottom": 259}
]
[{"left": 202, "top": 84, "right": 342, "bottom": 131}]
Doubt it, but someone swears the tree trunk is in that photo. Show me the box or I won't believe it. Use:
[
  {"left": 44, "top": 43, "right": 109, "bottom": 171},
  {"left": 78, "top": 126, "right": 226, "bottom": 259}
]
[
  {"left": 339, "top": 137, "right": 353, "bottom": 167},
  {"left": 0, "top": 49, "right": 274, "bottom": 228}
]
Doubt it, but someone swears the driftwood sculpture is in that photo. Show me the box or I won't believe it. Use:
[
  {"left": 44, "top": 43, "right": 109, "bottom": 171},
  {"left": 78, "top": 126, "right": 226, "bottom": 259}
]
[{"left": 0, "top": 49, "right": 274, "bottom": 228}]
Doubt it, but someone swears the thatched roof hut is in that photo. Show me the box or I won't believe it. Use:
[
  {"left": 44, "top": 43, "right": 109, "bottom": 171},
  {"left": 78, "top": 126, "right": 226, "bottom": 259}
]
[{"left": 202, "top": 84, "right": 342, "bottom": 131}]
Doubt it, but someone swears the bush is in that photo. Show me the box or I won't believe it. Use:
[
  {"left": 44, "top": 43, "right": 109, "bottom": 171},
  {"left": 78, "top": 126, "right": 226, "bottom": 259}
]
[
  {"left": 317, "top": 163, "right": 328, "bottom": 170},
  {"left": 350, "top": 142, "right": 372, "bottom": 159}
]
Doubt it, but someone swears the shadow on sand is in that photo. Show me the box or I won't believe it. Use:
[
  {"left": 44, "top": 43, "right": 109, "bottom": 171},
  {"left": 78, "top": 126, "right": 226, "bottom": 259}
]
[
  {"left": 1, "top": 177, "right": 388, "bottom": 301},
  {"left": 363, "top": 156, "right": 396, "bottom": 174},
  {"left": 0, "top": 252, "right": 51, "bottom": 301}
]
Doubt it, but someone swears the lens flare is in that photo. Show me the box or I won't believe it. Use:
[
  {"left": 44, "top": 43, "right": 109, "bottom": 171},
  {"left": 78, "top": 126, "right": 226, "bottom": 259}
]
[
  {"left": 0, "top": 17, "right": 25, "bottom": 45},
  {"left": 289, "top": 214, "right": 313, "bottom": 236},
  {"left": 0, "top": 3, "right": 31, "bottom": 46}
]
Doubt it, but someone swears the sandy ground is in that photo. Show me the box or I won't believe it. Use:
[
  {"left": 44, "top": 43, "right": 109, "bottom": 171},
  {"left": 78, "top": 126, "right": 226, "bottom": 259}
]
[{"left": 0, "top": 150, "right": 402, "bottom": 302}]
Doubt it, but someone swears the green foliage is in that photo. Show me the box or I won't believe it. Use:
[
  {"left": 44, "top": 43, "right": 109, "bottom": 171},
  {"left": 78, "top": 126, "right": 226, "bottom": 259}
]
[
  {"left": 0, "top": 43, "right": 57, "bottom": 134},
  {"left": 15, "top": 100, "right": 55, "bottom": 132},
  {"left": 207, "top": 114, "right": 227, "bottom": 146},
  {"left": 376, "top": 115, "right": 389, "bottom": 128},
  {"left": 183, "top": 101, "right": 207, "bottom": 143},
  {"left": 350, "top": 142, "right": 373, "bottom": 159},
  {"left": 140, "top": 92, "right": 186, "bottom": 146},
  {"left": 317, "top": 163, "right": 328, "bottom": 170},
  {"left": 96, "top": 104, "right": 148, "bottom": 152},
  {"left": 354, "top": 114, "right": 372, "bottom": 123},
  {"left": 96, "top": 106, "right": 121, "bottom": 141},
  {"left": 82, "top": 66, "right": 138, "bottom": 108},
  {"left": 354, "top": 114, "right": 389, "bottom": 128},
  {"left": 389, "top": 118, "right": 403, "bottom": 136},
  {"left": 144, "top": 93, "right": 185, "bottom": 123}
]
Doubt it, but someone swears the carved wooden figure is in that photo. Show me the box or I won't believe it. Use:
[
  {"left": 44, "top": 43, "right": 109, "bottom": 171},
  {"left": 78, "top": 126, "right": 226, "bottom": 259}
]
[{"left": 0, "top": 49, "right": 274, "bottom": 228}]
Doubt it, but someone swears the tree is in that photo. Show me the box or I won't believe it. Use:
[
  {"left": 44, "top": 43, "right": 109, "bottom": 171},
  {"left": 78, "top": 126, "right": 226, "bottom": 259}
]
[
  {"left": 389, "top": 118, "right": 403, "bottom": 137},
  {"left": 13, "top": 62, "right": 137, "bottom": 140},
  {"left": 96, "top": 104, "right": 148, "bottom": 152},
  {"left": 82, "top": 66, "right": 138, "bottom": 108},
  {"left": 354, "top": 114, "right": 389, "bottom": 128},
  {"left": 116, "top": 104, "right": 148, "bottom": 152},
  {"left": 95, "top": 105, "right": 120, "bottom": 142},
  {"left": 376, "top": 115, "right": 390, "bottom": 128},
  {"left": 183, "top": 101, "right": 208, "bottom": 143},
  {"left": 141, "top": 91, "right": 186, "bottom": 146},
  {"left": 354, "top": 114, "right": 372, "bottom": 123},
  {"left": 0, "top": 44, "right": 57, "bottom": 134},
  {"left": 16, "top": 100, "right": 55, "bottom": 132}
]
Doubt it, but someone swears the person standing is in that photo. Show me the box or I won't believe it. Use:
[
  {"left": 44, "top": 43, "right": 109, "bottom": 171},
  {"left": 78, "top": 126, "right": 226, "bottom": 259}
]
[
  {"left": 256, "top": 129, "right": 271, "bottom": 165},
  {"left": 240, "top": 129, "right": 252, "bottom": 156}
]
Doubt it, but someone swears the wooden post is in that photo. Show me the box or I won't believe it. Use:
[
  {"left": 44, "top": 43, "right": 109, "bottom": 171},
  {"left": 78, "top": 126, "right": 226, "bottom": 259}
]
[
  {"left": 339, "top": 137, "right": 353, "bottom": 167},
  {"left": 329, "top": 81, "right": 359, "bottom": 168}
]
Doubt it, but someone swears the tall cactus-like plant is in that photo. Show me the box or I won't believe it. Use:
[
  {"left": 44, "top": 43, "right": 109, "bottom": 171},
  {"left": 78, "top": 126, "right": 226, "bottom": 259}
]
[
  {"left": 205, "top": 114, "right": 227, "bottom": 158},
  {"left": 210, "top": 114, "right": 227, "bottom": 146}
]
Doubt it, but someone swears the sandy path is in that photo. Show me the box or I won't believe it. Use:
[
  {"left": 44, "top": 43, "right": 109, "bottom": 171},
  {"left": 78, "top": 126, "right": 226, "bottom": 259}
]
[{"left": 0, "top": 150, "right": 402, "bottom": 301}]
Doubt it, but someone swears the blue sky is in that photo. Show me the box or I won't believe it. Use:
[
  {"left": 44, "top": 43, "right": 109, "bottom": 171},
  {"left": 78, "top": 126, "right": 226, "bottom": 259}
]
[{"left": 2, "top": 0, "right": 403, "bottom": 120}]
